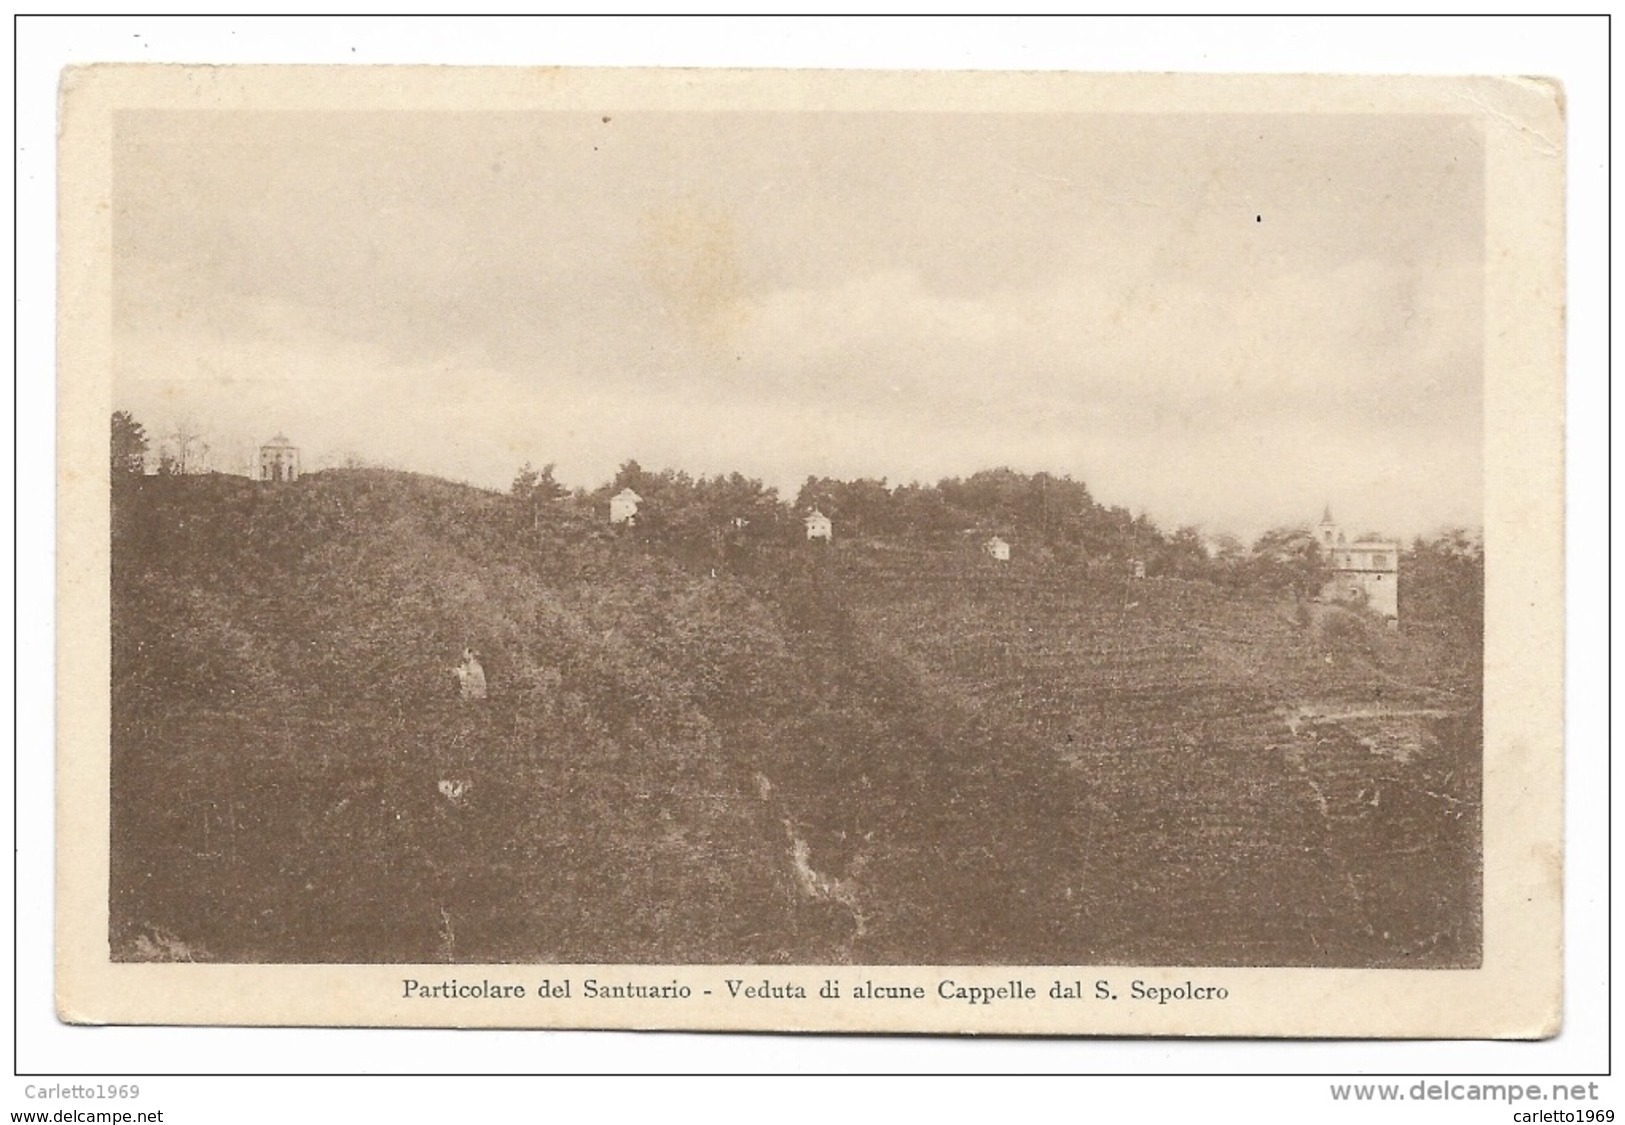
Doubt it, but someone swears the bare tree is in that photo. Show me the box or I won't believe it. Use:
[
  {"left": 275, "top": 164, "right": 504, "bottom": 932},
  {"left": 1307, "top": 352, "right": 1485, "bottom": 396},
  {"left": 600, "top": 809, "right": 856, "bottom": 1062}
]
[{"left": 158, "top": 418, "right": 211, "bottom": 475}]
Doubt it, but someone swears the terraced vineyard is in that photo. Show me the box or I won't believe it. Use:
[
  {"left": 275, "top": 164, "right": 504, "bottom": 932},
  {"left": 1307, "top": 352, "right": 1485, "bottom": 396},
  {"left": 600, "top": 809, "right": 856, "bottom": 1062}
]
[{"left": 815, "top": 547, "right": 1480, "bottom": 967}]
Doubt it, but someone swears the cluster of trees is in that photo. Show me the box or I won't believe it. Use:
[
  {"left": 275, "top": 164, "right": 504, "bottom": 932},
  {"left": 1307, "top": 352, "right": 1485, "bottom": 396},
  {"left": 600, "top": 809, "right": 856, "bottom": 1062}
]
[
  {"left": 1400, "top": 528, "right": 1485, "bottom": 647},
  {"left": 505, "top": 457, "right": 1345, "bottom": 595},
  {"left": 111, "top": 411, "right": 149, "bottom": 476},
  {"left": 537, "top": 459, "right": 1483, "bottom": 615},
  {"left": 508, "top": 461, "right": 569, "bottom": 531},
  {"left": 1218, "top": 526, "right": 1331, "bottom": 601},
  {"left": 605, "top": 461, "right": 793, "bottom": 562},
  {"left": 111, "top": 410, "right": 214, "bottom": 477},
  {"left": 792, "top": 467, "right": 1230, "bottom": 574}
]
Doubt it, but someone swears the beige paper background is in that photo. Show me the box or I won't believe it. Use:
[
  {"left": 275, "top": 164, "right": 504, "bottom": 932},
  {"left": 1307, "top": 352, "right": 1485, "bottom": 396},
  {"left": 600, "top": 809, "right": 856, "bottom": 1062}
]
[{"left": 56, "top": 65, "right": 1564, "bottom": 1036}]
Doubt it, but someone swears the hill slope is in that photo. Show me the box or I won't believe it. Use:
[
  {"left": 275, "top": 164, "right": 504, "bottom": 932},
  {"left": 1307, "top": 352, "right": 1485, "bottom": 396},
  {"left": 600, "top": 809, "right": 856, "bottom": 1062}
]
[{"left": 110, "top": 470, "right": 1480, "bottom": 966}]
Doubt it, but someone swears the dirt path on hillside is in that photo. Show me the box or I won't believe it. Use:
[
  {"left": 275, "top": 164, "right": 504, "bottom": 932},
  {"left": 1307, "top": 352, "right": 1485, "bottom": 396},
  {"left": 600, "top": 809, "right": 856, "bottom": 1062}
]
[
  {"left": 747, "top": 560, "right": 1098, "bottom": 964},
  {"left": 1281, "top": 704, "right": 1456, "bottom": 732}
]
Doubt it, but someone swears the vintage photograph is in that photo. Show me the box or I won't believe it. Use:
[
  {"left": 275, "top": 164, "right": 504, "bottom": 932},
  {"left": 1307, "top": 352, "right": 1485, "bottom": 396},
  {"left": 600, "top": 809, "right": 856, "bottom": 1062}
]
[
  {"left": 106, "top": 101, "right": 1485, "bottom": 968},
  {"left": 59, "top": 66, "right": 1563, "bottom": 1034}
]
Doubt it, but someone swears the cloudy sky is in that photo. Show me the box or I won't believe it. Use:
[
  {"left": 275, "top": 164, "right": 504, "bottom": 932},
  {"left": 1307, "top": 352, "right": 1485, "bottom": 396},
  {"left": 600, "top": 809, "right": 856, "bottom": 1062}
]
[{"left": 114, "top": 108, "right": 1482, "bottom": 540}]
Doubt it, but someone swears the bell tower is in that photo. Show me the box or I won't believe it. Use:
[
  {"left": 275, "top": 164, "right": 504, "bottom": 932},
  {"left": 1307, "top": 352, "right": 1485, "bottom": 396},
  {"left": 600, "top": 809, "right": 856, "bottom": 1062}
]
[{"left": 1316, "top": 505, "right": 1341, "bottom": 550}]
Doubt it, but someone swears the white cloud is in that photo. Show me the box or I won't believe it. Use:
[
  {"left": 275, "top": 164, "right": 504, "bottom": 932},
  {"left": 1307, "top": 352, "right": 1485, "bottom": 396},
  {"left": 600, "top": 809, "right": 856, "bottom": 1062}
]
[{"left": 112, "top": 109, "right": 1483, "bottom": 540}]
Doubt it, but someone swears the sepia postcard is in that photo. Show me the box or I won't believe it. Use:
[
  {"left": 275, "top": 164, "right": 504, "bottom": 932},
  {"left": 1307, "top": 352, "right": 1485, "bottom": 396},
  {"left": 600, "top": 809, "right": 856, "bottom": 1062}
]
[{"left": 56, "top": 65, "right": 1564, "bottom": 1036}]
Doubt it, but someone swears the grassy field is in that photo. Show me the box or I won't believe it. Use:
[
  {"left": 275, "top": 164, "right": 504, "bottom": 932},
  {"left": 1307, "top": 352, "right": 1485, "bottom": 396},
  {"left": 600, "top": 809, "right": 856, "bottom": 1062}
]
[{"left": 109, "top": 470, "right": 1480, "bottom": 967}]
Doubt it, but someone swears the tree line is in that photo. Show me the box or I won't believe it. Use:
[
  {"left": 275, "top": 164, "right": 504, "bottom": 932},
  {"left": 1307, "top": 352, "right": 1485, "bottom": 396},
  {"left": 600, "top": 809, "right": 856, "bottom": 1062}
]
[
  {"left": 511, "top": 453, "right": 1483, "bottom": 612},
  {"left": 112, "top": 409, "right": 1482, "bottom": 609},
  {"left": 111, "top": 410, "right": 218, "bottom": 477}
]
